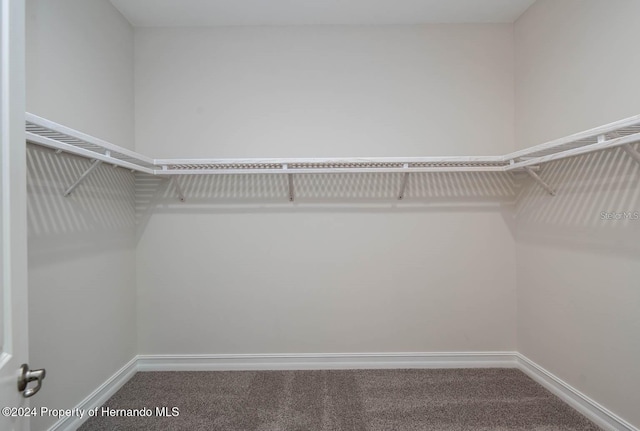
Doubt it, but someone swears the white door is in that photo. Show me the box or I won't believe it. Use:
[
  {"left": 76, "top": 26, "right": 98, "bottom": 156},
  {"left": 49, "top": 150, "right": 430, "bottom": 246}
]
[{"left": 0, "top": 0, "right": 31, "bottom": 430}]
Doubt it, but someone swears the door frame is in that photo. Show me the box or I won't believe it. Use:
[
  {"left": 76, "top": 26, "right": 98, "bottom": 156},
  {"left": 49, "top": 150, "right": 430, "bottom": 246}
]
[{"left": 0, "top": 0, "right": 29, "bottom": 428}]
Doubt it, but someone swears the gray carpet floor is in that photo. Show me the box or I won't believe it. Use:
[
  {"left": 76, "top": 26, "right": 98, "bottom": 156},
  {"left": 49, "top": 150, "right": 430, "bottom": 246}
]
[{"left": 78, "top": 369, "right": 601, "bottom": 431}]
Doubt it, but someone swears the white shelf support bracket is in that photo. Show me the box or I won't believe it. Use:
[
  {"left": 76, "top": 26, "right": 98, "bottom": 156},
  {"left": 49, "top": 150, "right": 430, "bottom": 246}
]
[
  {"left": 105, "top": 150, "right": 117, "bottom": 169},
  {"left": 398, "top": 163, "right": 410, "bottom": 200},
  {"left": 172, "top": 176, "right": 185, "bottom": 202},
  {"left": 284, "top": 164, "right": 294, "bottom": 201},
  {"left": 288, "top": 174, "right": 294, "bottom": 202},
  {"left": 623, "top": 144, "right": 640, "bottom": 166},
  {"left": 525, "top": 166, "right": 556, "bottom": 196},
  {"left": 64, "top": 159, "right": 102, "bottom": 197}
]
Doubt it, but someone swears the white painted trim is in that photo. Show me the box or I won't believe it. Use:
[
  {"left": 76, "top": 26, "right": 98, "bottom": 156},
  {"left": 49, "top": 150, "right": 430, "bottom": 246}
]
[
  {"left": 47, "top": 352, "right": 639, "bottom": 431},
  {"left": 517, "top": 354, "right": 638, "bottom": 431},
  {"left": 136, "top": 351, "right": 518, "bottom": 371},
  {"left": 49, "top": 357, "right": 138, "bottom": 431}
]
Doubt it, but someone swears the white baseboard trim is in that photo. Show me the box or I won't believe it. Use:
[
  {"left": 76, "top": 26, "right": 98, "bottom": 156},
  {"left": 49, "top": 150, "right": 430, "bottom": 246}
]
[
  {"left": 136, "top": 351, "right": 518, "bottom": 371},
  {"left": 517, "top": 353, "right": 638, "bottom": 431},
  {"left": 47, "top": 352, "right": 638, "bottom": 431},
  {"left": 49, "top": 357, "right": 138, "bottom": 431}
]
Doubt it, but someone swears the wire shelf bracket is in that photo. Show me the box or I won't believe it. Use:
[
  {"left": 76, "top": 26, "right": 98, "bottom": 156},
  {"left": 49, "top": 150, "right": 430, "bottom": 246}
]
[
  {"left": 171, "top": 176, "right": 186, "bottom": 202},
  {"left": 524, "top": 166, "right": 556, "bottom": 196},
  {"left": 623, "top": 144, "right": 640, "bottom": 166},
  {"left": 63, "top": 159, "right": 102, "bottom": 197},
  {"left": 398, "top": 163, "right": 410, "bottom": 200},
  {"left": 283, "top": 164, "right": 295, "bottom": 202}
]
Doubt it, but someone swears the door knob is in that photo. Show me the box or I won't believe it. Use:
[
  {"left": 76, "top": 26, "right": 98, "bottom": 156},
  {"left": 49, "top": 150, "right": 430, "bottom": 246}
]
[{"left": 18, "top": 364, "right": 46, "bottom": 398}]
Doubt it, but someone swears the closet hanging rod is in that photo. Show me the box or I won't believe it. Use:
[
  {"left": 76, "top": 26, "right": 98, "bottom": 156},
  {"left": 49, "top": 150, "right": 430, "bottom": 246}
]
[
  {"left": 155, "top": 155, "right": 507, "bottom": 165},
  {"left": 155, "top": 165, "right": 508, "bottom": 175}
]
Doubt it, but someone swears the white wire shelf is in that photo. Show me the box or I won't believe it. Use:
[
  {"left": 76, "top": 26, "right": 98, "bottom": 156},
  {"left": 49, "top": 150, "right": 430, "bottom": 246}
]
[
  {"left": 25, "top": 112, "right": 640, "bottom": 198},
  {"left": 156, "top": 158, "right": 511, "bottom": 175},
  {"left": 503, "top": 115, "right": 640, "bottom": 171},
  {"left": 26, "top": 113, "right": 156, "bottom": 174}
]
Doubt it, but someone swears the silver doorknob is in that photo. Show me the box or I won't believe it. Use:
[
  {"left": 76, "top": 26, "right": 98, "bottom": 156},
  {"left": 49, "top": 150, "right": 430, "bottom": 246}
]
[{"left": 17, "top": 364, "right": 46, "bottom": 398}]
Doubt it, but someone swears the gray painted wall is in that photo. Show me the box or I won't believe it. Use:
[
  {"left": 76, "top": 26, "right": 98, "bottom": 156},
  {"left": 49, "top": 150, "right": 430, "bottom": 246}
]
[
  {"left": 134, "top": 25, "right": 518, "bottom": 355},
  {"left": 26, "top": 1, "right": 136, "bottom": 430},
  {"left": 26, "top": 0, "right": 134, "bottom": 149},
  {"left": 515, "top": 0, "right": 640, "bottom": 427}
]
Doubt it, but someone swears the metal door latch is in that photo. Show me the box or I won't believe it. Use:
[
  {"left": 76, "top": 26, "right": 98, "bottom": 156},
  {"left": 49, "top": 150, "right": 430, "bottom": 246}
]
[{"left": 18, "top": 364, "right": 46, "bottom": 398}]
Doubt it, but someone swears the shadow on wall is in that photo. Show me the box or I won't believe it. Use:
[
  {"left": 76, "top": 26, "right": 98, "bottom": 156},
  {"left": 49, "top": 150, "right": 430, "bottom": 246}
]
[
  {"left": 135, "top": 170, "right": 519, "bottom": 238},
  {"left": 27, "top": 145, "right": 136, "bottom": 264},
  {"left": 516, "top": 143, "right": 640, "bottom": 254}
]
